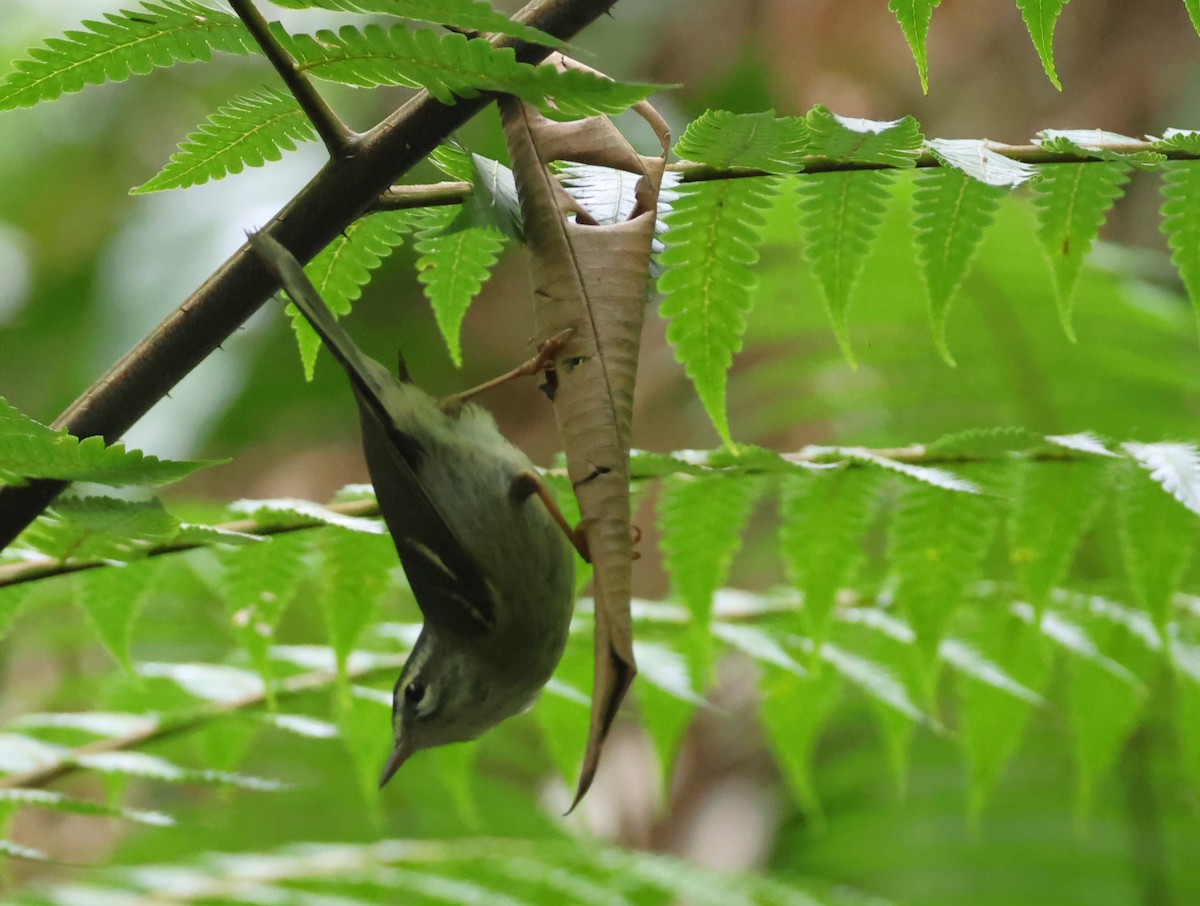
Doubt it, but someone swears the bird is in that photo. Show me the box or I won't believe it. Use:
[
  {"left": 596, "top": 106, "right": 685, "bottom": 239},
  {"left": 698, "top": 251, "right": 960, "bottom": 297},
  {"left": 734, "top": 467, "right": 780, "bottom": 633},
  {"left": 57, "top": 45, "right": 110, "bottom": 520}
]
[{"left": 250, "top": 231, "right": 576, "bottom": 788}]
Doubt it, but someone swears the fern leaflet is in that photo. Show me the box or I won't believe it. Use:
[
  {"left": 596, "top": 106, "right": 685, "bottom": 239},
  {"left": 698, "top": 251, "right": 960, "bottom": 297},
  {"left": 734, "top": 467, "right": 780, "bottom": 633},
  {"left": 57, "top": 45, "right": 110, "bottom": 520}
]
[
  {"left": 888, "top": 0, "right": 942, "bottom": 94},
  {"left": 0, "top": 1, "right": 258, "bottom": 111},
  {"left": 1033, "top": 162, "right": 1130, "bottom": 340},
  {"left": 414, "top": 209, "right": 507, "bottom": 368},
  {"left": 268, "top": 0, "right": 564, "bottom": 47},
  {"left": 797, "top": 169, "right": 893, "bottom": 367},
  {"left": 1161, "top": 160, "right": 1200, "bottom": 337},
  {"left": 673, "top": 109, "right": 809, "bottom": 172},
  {"left": 658, "top": 179, "right": 776, "bottom": 445},
  {"left": 912, "top": 167, "right": 1004, "bottom": 364},
  {"left": 133, "top": 88, "right": 315, "bottom": 193},
  {"left": 280, "top": 25, "right": 660, "bottom": 119},
  {"left": 1016, "top": 0, "right": 1071, "bottom": 90}
]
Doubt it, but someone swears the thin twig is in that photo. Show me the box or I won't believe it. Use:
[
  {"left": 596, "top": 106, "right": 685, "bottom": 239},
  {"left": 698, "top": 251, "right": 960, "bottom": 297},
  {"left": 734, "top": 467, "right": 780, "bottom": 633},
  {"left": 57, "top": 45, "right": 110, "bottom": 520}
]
[
  {"left": 0, "top": 0, "right": 622, "bottom": 554},
  {"left": 0, "top": 656, "right": 405, "bottom": 791},
  {"left": 228, "top": 0, "right": 356, "bottom": 156},
  {"left": 372, "top": 139, "right": 1200, "bottom": 210}
]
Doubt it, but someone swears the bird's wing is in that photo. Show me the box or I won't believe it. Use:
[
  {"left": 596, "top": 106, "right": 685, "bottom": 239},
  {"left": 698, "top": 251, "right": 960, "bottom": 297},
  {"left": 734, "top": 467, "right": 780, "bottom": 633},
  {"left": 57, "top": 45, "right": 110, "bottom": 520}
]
[{"left": 250, "top": 231, "right": 496, "bottom": 636}]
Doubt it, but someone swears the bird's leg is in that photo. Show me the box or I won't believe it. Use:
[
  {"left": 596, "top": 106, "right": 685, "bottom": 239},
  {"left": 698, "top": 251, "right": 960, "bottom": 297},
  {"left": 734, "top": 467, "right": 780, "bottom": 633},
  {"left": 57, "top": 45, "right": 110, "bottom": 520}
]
[
  {"left": 439, "top": 329, "right": 575, "bottom": 414},
  {"left": 510, "top": 472, "right": 592, "bottom": 563}
]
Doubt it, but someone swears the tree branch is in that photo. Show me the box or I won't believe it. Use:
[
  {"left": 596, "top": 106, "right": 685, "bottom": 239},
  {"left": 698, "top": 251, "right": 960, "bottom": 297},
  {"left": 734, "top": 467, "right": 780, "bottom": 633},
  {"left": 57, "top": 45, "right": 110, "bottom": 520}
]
[
  {"left": 0, "top": 0, "right": 621, "bottom": 554},
  {"left": 228, "top": 0, "right": 356, "bottom": 156}
]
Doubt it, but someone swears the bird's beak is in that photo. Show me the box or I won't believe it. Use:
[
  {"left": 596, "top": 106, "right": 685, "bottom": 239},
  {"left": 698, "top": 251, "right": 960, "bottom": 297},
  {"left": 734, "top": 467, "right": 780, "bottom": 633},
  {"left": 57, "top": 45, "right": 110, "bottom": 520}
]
[{"left": 378, "top": 736, "right": 415, "bottom": 789}]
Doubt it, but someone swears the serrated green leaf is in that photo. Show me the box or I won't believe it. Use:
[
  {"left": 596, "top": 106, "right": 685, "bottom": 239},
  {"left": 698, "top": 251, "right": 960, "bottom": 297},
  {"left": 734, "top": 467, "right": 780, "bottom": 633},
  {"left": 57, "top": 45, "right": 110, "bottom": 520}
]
[
  {"left": 888, "top": 0, "right": 942, "bottom": 93},
  {"left": 220, "top": 533, "right": 310, "bottom": 687},
  {"left": 451, "top": 153, "right": 524, "bottom": 242},
  {"left": 290, "top": 210, "right": 420, "bottom": 380},
  {"left": 779, "top": 467, "right": 881, "bottom": 642},
  {"left": 633, "top": 647, "right": 699, "bottom": 787},
  {"left": 804, "top": 106, "right": 924, "bottom": 166},
  {"left": 1016, "top": 0, "right": 1071, "bottom": 90},
  {"left": 1033, "top": 162, "right": 1130, "bottom": 339},
  {"left": 760, "top": 668, "right": 842, "bottom": 819},
  {"left": 282, "top": 25, "right": 661, "bottom": 120},
  {"left": 1117, "top": 459, "right": 1197, "bottom": 636},
  {"left": 957, "top": 607, "right": 1052, "bottom": 819},
  {"left": 1009, "top": 460, "right": 1106, "bottom": 613},
  {"left": 414, "top": 208, "right": 507, "bottom": 367},
  {"left": 133, "top": 88, "right": 315, "bottom": 193},
  {"left": 673, "top": 110, "right": 808, "bottom": 173},
  {"left": 320, "top": 527, "right": 393, "bottom": 679},
  {"left": 75, "top": 559, "right": 161, "bottom": 671},
  {"left": 912, "top": 167, "right": 1004, "bottom": 364},
  {"left": 0, "top": 397, "right": 220, "bottom": 488},
  {"left": 20, "top": 497, "right": 179, "bottom": 562},
  {"left": 1161, "top": 160, "right": 1200, "bottom": 336},
  {"left": 889, "top": 478, "right": 1002, "bottom": 662},
  {"left": 0, "top": 1, "right": 258, "bottom": 111},
  {"left": 657, "top": 473, "right": 766, "bottom": 681},
  {"left": 268, "top": 0, "right": 565, "bottom": 47},
  {"left": 1066, "top": 654, "right": 1145, "bottom": 818},
  {"left": 797, "top": 170, "right": 893, "bottom": 366},
  {"left": 659, "top": 179, "right": 776, "bottom": 445}
]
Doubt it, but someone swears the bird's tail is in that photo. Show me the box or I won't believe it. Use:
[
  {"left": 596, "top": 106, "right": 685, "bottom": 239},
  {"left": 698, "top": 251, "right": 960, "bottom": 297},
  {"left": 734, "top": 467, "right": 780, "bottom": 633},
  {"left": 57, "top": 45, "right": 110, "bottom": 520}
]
[{"left": 249, "top": 231, "right": 403, "bottom": 401}]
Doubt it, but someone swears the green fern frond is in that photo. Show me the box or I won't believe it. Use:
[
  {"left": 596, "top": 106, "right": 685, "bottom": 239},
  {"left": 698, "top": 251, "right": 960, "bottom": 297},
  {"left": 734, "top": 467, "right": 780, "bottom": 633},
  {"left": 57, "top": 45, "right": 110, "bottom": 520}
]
[
  {"left": 290, "top": 211, "right": 421, "bottom": 380},
  {"left": 280, "top": 25, "right": 660, "bottom": 119},
  {"left": 889, "top": 480, "right": 1002, "bottom": 661},
  {"left": 657, "top": 473, "right": 767, "bottom": 680},
  {"left": 19, "top": 497, "right": 179, "bottom": 562},
  {"left": 1008, "top": 460, "right": 1106, "bottom": 614},
  {"left": 912, "top": 167, "right": 1005, "bottom": 364},
  {"left": 1016, "top": 0, "right": 1071, "bottom": 90},
  {"left": 804, "top": 105, "right": 924, "bottom": 165},
  {"left": 220, "top": 534, "right": 311, "bottom": 686},
  {"left": 888, "top": 0, "right": 942, "bottom": 94},
  {"left": 74, "top": 749, "right": 285, "bottom": 790},
  {"left": 797, "top": 170, "right": 893, "bottom": 367},
  {"left": 758, "top": 667, "right": 842, "bottom": 819},
  {"left": 75, "top": 559, "right": 161, "bottom": 671},
  {"left": 1161, "top": 159, "right": 1200, "bottom": 336},
  {"left": 133, "top": 88, "right": 315, "bottom": 194},
  {"left": 957, "top": 607, "right": 1052, "bottom": 817},
  {"left": 0, "top": 1, "right": 258, "bottom": 111},
  {"left": 673, "top": 109, "right": 809, "bottom": 172},
  {"left": 414, "top": 209, "right": 507, "bottom": 368},
  {"left": 779, "top": 466, "right": 881, "bottom": 642},
  {"left": 658, "top": 179, "right": 777, "bottom": 446},
  {"left": 320, "top": 528, "right": 395, "bottom": 679},
  {"left": 1032, "top": 162, "right": 1130, "bottom": 340},
  {"left": 267, "top": 0, "right": 564, "bottom": 47},
  {"left": 1117, "top": 457, "right": 1197, "bottom": 636},
  {"left": 0, "top": 396, "right": 221, "bottom": 488}
]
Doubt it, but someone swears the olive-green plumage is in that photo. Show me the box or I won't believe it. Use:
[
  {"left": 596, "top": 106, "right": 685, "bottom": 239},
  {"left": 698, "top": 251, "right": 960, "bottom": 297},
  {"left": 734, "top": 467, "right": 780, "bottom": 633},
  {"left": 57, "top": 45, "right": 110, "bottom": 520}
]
[{"left": 251, "top": 233, "right": 575, "bottom": 787}]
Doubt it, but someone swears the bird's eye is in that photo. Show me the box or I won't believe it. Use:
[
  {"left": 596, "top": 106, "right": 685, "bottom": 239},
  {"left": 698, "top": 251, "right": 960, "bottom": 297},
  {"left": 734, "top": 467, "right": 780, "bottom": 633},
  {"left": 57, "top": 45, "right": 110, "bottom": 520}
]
[{"left": 404, "top": 680, "right": 426, "bottom": 705}]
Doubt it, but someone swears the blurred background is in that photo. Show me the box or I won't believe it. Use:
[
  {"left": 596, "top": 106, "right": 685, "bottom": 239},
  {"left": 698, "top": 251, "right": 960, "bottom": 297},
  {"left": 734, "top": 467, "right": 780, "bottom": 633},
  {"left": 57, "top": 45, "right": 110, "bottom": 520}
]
[{"left": 2, "top": 1, "right": 1200, "bottom": 904}]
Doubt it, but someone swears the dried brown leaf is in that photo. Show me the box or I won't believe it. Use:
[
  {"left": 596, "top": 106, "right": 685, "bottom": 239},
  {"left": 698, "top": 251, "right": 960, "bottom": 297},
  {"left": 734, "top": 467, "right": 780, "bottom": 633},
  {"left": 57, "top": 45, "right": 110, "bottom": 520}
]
[{"left": 500, "top": 55, "right": 669, "bottom": 810}]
